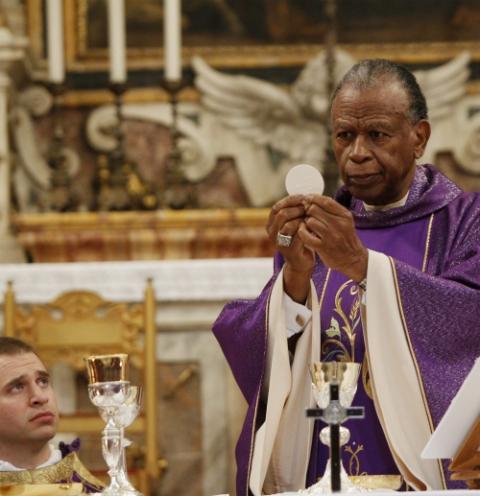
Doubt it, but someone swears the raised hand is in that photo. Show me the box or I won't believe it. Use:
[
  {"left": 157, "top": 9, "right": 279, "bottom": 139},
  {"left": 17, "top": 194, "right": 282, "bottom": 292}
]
[
  {"left": 267, "top": 195, "right": 315, "bottom": 302},
  {"left": 298, "top": 195, "right": 368, "bottom": 282}
]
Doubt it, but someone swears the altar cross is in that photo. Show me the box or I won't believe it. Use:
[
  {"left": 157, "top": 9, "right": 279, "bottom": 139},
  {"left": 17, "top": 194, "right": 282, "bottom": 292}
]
[{"left": 306, "top": 383, "right": 365, "bottom": 492}]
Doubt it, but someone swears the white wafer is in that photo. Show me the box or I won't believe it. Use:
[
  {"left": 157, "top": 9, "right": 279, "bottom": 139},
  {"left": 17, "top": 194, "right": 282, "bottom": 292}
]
[{"left": 285, "top": 163, "right": 325, "bottom": 195}]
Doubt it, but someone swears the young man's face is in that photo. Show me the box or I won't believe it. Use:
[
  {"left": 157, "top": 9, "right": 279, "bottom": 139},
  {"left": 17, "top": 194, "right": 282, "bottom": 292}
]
[{"left": 0, "top": 352, "right": 59, "bottom": 449}]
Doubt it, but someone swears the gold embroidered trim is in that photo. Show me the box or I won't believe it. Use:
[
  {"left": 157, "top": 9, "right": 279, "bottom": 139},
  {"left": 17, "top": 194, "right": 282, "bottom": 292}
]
[
  {"left": 344, "top": 443, "right": 365, "bottom": 476},
  {"left": 0, "top": 453, "right": 103, "bottom": 490},
  {"left": 322, "top": 279, "right": 361, "bottom": 363},
  {"left": 421, "top": 213, "right": 435, "bottom": 272},
  {"left": 0, "top": 483, "right": 84, "bottom": 495},
  {"left": 349, "top": 474, "right": 403, "bottom": 490},
  {"left": 318, "top": 269, "right": 331, "bottom": 313},
  {"left": 361, "top": 353, "right": 373, "bottom": 399},
  {"left": 0, "top": 454, "right": 76, "bottom": 485},
  {"left": 333, "top": 280, "right": 358, "bottom": 359},
  {"left": 71, "top": 453, "right": 104, "bottom": 489},
  {"left": 389, "top": 256, "right": 447, "bottom": 489}
]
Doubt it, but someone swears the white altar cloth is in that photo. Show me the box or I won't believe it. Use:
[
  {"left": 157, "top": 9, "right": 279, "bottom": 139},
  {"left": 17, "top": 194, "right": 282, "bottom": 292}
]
[
  {"left": 276, "top": 492, "right": 480, "bottom": 496},
  {"left": 94, "top": 489, "right": 480, "bottom": 496},
  {"left": 0, "top": 258, "right": 273, "bottom": 302}
]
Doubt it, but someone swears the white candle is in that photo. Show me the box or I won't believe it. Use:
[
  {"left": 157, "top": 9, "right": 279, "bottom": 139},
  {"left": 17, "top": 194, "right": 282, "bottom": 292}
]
[
  {"left": 107, "top": 0, "right": 127, "bottom": 83},
  {"left": 164, "top": 0, "right": 182, "bottom": 81},
  {"left": 46, "top": 0, "right": 65, "bottom": 83}
]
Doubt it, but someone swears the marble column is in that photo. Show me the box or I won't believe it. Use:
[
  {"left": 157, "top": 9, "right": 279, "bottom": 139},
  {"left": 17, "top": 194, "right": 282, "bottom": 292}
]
[{"left": 0, "top": 18, "right": 27, "bottom": 262}]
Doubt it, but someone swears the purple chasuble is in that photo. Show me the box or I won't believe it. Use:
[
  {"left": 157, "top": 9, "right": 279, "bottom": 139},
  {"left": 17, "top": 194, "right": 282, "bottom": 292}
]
[
  {"left": 306, "top": 218, "right": 429, "bottom": 485},
  {"left": 212, "top": 165, "right": 480, "bottom": 496}
]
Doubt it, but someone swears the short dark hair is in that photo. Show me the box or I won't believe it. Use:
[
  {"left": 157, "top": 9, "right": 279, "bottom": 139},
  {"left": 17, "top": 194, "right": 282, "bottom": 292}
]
[
  {"left": 331, "top": 58, "right": 428, "bottom": 123},
  {"left": 0, "top": 336, "right": 37, "bottom": 356}
]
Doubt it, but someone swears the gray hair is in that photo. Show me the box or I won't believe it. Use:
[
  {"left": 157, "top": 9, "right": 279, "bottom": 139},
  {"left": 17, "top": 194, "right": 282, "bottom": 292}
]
[{"left": 331, "top": 59, "right": 428, "bottom": 123}]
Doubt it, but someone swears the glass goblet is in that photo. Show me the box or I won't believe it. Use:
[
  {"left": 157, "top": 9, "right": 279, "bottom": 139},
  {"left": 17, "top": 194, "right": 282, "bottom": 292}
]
[
  {"left": 101, "top": 427, "right": 123, "bottom": 494},
  {"left": 88, "top": 381, "right": 130, "bottom": 495},
  {"left": 117, "top": 385, "right": 144, "bottom": 496}
]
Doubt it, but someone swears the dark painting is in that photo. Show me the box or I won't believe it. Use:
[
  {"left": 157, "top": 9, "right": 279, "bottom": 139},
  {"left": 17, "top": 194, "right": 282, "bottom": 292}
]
[{"left": 83, "top": 0, "right": 480, "bottom": 51}]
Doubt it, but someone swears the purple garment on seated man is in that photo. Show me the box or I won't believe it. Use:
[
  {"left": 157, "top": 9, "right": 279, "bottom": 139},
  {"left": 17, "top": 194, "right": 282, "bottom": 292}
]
[{"left": 212, "top": 165, "right": 480, "bottom": 496}]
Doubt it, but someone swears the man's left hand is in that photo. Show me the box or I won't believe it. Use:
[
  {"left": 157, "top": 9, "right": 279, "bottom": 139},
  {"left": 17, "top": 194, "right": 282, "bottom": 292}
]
[{"left": 297, "top": 195, "right": 368, "bottom": 282}]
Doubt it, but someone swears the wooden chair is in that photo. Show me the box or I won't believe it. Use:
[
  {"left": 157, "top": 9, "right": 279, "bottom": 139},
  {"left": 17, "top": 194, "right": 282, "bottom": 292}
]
[{"left": 3, "top": 278, "right": 164, "bottom": 495}]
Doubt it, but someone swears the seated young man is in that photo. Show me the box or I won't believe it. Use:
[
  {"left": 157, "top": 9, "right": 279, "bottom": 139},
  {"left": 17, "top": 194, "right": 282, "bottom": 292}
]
[{"left": 0, "top": 336, "right": 103, "bottom": 493}]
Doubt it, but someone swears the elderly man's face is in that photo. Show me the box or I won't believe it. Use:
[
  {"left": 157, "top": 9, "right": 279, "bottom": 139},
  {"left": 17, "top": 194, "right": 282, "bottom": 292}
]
[
  {"left": 331, "top": 81, "right": 430, "bottom": 205},
  {"left": 0, "top": 352, "right": 59, "bottom": 449}
]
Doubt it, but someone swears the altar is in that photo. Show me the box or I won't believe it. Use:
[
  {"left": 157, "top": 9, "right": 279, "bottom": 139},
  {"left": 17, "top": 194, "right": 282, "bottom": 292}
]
[
  {"left": 277, "top": 492, "right": 480, "bottom": 496},
  {"left": 0, "top": 258, "right": 273, "bottom": 496}
]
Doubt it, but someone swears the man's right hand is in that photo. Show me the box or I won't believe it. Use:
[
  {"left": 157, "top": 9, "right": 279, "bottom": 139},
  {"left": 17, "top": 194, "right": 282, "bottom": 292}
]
[{"left": 266, "top": 195, "right": 315, "bottom": 303}]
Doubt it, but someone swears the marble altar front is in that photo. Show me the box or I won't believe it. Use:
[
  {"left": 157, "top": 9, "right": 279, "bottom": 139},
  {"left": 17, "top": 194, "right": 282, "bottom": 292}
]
[{"left": 11, "top": 209, "right": 273, "bottom": 262}]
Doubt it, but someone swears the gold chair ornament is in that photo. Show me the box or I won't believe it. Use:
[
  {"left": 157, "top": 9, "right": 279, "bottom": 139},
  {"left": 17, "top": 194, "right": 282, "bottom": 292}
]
[{"left": 3, "top": 278, "right": 163, "bottom": 494}]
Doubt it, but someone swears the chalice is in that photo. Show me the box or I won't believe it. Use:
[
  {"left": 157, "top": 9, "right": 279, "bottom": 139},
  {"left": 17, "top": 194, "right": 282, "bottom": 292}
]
[
  {"left": 101, "top": 385, "right": 144, "bottom": 496},
  {"left": 305, "top": 361, "right": 364, "bottom": 494},
  {"left": 85, "top": 354, "right": 131, "bottom": 495}
]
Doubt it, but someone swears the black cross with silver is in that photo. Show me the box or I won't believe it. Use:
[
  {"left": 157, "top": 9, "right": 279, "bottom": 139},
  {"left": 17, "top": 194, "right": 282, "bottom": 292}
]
[{"left": 306, "top": 382, "right": 365, "bottom": 492}]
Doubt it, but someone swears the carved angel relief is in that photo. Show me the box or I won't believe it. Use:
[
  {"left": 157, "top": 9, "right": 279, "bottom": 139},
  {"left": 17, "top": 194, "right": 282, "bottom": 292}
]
[
  {"left": 17, "top": 50, "right": 477, "bottom": 212},
  {"left": 11, "top": 85, "right": 81, "bottom": 212},
  {"left": 192, "top": 49, "right": 480, "bottom": 202},
  {"left": 84, "top": 50, "right": 479, "bottom": 208},
  {"left": 191, "top": 49, "right": 356, "bottom": 204}
]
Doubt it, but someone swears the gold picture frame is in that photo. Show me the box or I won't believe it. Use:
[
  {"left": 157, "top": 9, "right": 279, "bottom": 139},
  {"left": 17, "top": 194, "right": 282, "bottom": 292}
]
[
  {"left": 27, "top": 0, "right": 480, "bottom": 72},
  {"left": 25, "top": 0, "right": 480, "bottom": 106}
]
